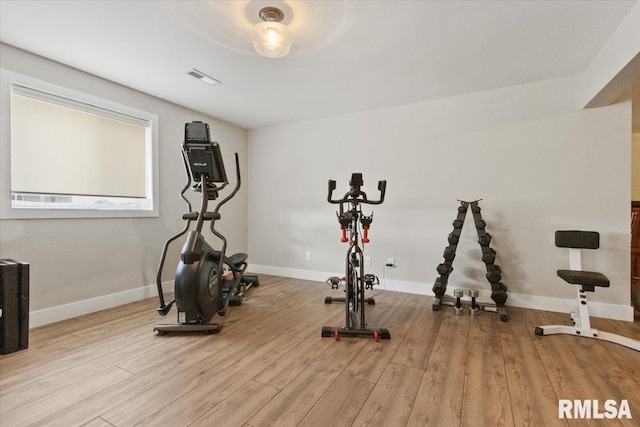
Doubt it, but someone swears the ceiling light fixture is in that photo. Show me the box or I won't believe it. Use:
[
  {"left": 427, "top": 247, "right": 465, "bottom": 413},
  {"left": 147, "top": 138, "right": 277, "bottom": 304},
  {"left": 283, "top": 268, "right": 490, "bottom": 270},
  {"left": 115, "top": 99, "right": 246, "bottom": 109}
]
[
  {"left": 251, "top": 6, "right": 293, "bottom": 58},
  {"left": 188, "top": 69, "right": 221, "bottom": 85}
]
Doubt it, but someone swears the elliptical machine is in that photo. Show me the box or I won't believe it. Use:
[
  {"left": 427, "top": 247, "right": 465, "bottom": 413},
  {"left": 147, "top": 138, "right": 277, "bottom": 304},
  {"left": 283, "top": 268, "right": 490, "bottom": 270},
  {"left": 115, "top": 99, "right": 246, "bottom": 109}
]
[
  {"left": 321, "top": 173, "right": 390, "bottom": 341},
  {"left": 154, "top": 121, "right": 258, "bottom": 334}
]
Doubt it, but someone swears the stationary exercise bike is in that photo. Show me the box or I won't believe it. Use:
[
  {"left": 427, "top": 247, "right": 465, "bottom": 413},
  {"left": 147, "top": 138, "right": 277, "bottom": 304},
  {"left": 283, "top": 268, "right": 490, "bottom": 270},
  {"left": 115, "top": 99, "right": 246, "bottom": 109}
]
[
  {"left": 321, "top": 173, "right": 390, "bottom": 341},
  {"left": 154, "top": 121, "right": 258, "bottom": 334}
]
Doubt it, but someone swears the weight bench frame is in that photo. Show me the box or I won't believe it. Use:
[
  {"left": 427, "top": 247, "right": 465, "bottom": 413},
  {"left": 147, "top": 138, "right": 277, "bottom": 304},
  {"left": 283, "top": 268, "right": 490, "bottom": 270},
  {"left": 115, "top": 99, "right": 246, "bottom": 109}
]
[{"left": 535, "top": 231, "right": 640, "bottom": 352}]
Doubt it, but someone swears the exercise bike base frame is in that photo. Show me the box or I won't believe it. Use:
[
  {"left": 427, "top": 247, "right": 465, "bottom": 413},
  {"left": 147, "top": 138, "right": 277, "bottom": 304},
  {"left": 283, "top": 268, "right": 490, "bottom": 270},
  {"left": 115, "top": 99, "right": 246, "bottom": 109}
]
[
  {"left": 321, "top": 326, "right": 390, "bottom": 340},
  {"left": 324, "top": 296, "right": 375, "bottom": 305}
]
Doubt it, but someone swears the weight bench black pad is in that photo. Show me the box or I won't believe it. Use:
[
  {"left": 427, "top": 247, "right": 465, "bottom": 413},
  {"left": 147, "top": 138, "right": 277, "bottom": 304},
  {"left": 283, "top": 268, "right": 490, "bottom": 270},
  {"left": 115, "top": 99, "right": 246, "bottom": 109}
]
[
  {"left": 557, "top": 269, "right": 610, "bottom": 291},
  {"left": 555, "top": 230, "right": 599, "bottom": 249}
]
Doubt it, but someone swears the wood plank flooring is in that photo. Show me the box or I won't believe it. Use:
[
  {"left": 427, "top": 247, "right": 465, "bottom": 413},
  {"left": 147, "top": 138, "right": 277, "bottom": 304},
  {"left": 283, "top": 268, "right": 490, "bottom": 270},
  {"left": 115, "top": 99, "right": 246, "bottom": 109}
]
[{"left": 1, "top": 275, "right": 639, "bottom": 426}]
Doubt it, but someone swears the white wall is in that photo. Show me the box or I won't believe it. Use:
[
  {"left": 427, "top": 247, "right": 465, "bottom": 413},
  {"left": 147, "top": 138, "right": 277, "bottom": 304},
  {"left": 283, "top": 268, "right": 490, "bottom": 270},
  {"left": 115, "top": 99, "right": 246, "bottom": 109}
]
[
  {"left": 248, "top": 75, "right": 633, "bottom": 320},
  {"left": 0, "top": 43, "right": 249, "bottom": 326}
]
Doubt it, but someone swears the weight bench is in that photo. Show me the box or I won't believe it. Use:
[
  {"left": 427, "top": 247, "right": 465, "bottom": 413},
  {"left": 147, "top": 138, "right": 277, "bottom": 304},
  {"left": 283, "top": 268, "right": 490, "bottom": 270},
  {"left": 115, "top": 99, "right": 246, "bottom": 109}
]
[{"left": 535, "top": 230, "right": 640, "bottom": 352}]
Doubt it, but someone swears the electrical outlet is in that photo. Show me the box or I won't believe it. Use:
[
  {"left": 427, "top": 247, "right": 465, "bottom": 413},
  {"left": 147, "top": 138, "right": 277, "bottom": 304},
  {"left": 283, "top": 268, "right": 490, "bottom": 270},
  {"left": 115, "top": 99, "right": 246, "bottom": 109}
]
[
  {"left": 364, "top": 256, "right": 371, "bottom": 266},
  {"left": 305, "top": 252, "right": 311, "bottom": 262},
  {"left": 387, "top": 257, "right": 395, "bottom": 267}
]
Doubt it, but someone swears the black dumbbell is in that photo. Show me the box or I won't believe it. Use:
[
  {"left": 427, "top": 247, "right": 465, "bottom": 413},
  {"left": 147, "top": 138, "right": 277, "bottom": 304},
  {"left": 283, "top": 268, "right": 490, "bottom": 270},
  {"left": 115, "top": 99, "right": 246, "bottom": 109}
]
[
  {"left": 452, "top": 219, "right": 464, "bottom": 228},
  {"left": 491, "top": 289, "right": 508, "bottom": 305},
  {"left": 432, "top": 277, "right": 447, "bottom": 296},
  {"left": 478, "top": 233, "right": 492, "bottom": 246},
  {"left": 486, "top": 269, "right": 502, "bottom": 283},
  {"left": 481, "top": 247, "right": 496, "bottom": 264},
  {"left": 448, "top": 232, "right": 460, "bottom": 244},
  {"left": 437, "top": 263, "right": 452, "bottom": 276},
  {"left": 443, "top": 246, "right": 456, "bottom": 261},
  {"left": 475, "top": 219, "right": 486, "bottom": 229},
  {"left": 487, "top": 264, "right": 501, "bottom": 273}
]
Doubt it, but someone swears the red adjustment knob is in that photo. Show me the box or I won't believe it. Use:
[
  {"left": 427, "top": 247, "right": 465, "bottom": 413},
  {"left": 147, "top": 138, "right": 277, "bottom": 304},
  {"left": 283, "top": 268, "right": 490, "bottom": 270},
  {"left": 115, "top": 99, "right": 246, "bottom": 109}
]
[
  {"left": 340, "top": 227, "right": 348, "bottom": 242},
  {"left": 362, "top": 228, "right": 370, "bottom": 243}
]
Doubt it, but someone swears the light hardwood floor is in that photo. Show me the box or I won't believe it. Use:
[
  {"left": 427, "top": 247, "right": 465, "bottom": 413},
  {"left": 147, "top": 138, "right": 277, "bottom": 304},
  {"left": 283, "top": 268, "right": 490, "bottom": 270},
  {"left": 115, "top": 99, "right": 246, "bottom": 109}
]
[{"left": 1, "top": 275, "right": 639, "bottom": 427}]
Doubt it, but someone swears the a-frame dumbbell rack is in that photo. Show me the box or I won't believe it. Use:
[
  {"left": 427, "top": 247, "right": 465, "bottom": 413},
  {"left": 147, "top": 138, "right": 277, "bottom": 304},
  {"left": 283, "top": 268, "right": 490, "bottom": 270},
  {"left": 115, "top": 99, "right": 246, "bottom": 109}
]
[{"left": 432, "top": 200, "right": 508, "bottom": 321}]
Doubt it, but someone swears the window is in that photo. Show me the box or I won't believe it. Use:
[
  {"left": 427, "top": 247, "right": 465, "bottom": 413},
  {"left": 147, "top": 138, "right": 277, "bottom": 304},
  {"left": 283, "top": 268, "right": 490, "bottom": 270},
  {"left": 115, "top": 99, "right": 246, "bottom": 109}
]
[{"left": 0, "top": 70, "right": 159, "bottom": 218}]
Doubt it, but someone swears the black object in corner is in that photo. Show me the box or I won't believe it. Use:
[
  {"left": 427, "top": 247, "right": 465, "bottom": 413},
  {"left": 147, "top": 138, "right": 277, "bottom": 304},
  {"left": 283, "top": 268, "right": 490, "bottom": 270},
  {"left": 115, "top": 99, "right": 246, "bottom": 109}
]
[{"left": 0, "top": 259, "right": 30, "bottom": 354}]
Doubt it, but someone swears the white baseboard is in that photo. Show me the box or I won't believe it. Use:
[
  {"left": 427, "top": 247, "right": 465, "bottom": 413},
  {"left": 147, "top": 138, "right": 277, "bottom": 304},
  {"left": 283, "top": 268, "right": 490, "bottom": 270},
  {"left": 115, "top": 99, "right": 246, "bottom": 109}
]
[
  {"left": 250, "top": 264, "right": 635, "bottom": 322},
  {"left": 29, "top": 281, "right": 173, "bottom": 328},
  {"left": 29, "top": 265, "right": 634, "bottom": 328}
]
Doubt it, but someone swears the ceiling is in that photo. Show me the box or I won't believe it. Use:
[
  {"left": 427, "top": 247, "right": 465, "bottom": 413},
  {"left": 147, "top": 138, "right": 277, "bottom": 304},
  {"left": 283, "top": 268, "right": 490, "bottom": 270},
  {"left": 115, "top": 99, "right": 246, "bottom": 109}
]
[{"left": 0, "top": 1, "right": 637, "bottom": 130}]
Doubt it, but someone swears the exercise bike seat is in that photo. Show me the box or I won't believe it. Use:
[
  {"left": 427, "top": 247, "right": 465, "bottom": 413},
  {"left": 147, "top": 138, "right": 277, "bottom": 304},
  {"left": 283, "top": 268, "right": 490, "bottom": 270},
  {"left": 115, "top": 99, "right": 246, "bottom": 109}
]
[{"left": 557, "top": 269, "right": 609, "bottom": 292}]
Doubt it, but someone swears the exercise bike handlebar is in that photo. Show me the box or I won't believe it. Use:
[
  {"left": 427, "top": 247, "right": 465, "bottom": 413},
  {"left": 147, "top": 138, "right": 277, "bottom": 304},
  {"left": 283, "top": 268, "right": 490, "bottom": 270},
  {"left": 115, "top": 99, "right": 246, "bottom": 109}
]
[{"left": 327, "top": 179, "right": 387, "bottom": 205}]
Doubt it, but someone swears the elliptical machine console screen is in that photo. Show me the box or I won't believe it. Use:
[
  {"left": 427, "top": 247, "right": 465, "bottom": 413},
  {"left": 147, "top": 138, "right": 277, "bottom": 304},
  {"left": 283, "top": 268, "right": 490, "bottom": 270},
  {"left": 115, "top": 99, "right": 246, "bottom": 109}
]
[
  {"left": 184, "top": 121, "right": 228, "bottom": 184},
  {"left": 184, "top": 121, "right": 210, "bottom": 144}
]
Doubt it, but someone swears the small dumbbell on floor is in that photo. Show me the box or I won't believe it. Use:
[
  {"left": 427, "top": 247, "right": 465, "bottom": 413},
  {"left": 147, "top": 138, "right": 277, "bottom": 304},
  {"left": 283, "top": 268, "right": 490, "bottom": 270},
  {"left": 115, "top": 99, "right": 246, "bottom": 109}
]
[
  {"left": 454, "top": 289, "right": 465, "bottom": 315},
  {"left": 468, "top": 289, "right": 479, "bottom": 315}
]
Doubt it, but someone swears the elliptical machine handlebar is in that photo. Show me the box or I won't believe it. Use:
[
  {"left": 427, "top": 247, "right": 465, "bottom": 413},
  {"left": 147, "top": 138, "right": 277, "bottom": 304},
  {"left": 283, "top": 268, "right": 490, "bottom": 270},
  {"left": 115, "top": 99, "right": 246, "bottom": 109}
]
[{"left": 211, "top": 153, "right": 241, "bottom": 221}]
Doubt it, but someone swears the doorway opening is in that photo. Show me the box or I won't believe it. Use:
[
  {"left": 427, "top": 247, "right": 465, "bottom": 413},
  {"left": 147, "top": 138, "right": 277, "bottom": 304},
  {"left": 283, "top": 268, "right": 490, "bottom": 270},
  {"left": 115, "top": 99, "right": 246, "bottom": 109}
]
[{"left": 631, "top": 83, "right": 639, "bottom": 321}]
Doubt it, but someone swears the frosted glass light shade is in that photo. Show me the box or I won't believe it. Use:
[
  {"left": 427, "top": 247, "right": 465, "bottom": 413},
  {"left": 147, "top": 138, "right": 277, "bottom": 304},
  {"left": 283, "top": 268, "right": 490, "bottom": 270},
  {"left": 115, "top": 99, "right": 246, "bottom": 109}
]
[{"left": 251, "top": 21, "right": 293, "bottom": 58}]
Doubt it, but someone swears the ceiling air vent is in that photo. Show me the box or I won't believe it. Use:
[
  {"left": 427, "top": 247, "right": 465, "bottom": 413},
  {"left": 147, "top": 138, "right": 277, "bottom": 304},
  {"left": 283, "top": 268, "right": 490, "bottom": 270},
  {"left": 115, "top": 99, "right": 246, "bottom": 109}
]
[{"left": 187, "top": 69, "right": 220, "bottom": 85}]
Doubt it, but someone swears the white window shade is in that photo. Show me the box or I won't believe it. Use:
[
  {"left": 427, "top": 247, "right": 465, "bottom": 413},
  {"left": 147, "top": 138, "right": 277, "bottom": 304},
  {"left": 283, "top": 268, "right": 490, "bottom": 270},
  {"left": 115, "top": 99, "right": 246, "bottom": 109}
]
[{"left": 11, "top": 92, "right": 148, "bottom": 198}]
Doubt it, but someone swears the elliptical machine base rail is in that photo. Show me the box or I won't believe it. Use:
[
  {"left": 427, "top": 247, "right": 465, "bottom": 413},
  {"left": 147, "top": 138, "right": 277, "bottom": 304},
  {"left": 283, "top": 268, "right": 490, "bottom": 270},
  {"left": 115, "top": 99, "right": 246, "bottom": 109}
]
[{"left": 154, "top": 322, "right": 222, "bottom": 335}]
